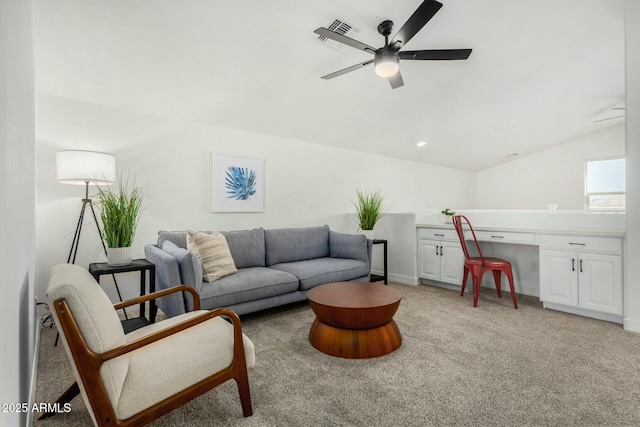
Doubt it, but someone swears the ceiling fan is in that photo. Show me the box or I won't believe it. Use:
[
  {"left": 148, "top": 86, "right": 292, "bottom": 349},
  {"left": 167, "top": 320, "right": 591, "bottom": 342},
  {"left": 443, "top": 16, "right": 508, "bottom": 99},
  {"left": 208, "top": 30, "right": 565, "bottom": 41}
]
[
  {"left": 314, "top": 0, "right": 472, "bottom": 89},
  {"left": 593, "top": 106, "right": 626, "bottom": 123}
]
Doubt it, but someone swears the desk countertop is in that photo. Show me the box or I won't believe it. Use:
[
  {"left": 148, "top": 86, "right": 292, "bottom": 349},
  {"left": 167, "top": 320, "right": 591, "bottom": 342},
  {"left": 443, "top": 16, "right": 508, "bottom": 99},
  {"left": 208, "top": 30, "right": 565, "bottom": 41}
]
[{"left": 416, "top": 223, "right": 626, "bottom": 238}]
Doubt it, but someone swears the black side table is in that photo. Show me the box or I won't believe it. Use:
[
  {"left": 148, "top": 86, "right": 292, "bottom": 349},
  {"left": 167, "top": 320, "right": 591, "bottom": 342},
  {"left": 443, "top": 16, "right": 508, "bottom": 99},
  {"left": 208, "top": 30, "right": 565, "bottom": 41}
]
[
  {"left": 370, "top": 239, "right": 388, "bottom": 285},
  {"left": 89, "top": 259, "right": 156, "bottom": 333}
]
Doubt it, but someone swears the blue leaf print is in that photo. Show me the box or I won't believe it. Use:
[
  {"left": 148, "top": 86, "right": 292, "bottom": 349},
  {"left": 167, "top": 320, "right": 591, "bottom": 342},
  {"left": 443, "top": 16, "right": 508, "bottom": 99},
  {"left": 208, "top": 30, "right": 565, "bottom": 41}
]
[{"left": 225, "top": 166, "right": 257, "bottom": 200}]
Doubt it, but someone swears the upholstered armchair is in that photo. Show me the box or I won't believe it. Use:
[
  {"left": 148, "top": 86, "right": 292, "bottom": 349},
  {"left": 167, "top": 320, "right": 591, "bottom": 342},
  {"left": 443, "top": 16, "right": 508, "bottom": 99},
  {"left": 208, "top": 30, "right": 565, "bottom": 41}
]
[{"left": 43, "top": 264, "right": 254, "bottom": 426}]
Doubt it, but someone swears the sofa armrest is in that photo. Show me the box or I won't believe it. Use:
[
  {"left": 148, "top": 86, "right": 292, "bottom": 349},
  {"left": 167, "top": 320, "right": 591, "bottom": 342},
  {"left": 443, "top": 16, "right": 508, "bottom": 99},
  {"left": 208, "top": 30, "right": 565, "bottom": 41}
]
[
  {"left": 159, "top": 240, "right": 203, "bottom": 290},
  {"left": 329, "top": 231, "right": 369, "bottom": 261},
  {"left": 366, "top": 238, "right": 373, "bottom": 275},
  {"left": 144, "top": 244, "right": 189, "bottom": 317}
]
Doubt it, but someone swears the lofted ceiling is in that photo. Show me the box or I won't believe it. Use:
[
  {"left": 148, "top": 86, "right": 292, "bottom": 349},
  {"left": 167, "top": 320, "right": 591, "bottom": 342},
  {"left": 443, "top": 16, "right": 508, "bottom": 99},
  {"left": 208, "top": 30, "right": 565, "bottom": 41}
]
[{"left": 33, "top": 0, "right": 625, "bottom": 171}]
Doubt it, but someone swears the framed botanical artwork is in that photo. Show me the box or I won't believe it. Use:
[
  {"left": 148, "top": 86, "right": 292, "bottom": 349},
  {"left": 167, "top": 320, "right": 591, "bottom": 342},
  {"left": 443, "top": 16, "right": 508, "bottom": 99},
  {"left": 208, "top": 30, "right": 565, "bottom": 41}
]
[{"left": 211, "top": 154, "right": 265, "bottom": 212}]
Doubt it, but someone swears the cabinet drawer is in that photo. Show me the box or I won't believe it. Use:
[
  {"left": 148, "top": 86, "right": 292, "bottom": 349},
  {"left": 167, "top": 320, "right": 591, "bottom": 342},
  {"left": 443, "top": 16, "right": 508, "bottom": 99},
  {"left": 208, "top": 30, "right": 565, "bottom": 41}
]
[
  {"left": 417, "top": 228, "right": 458, "bottom": 241},
  {"left": 471, "top": 230, "right": 535, "bottom": 245},
  {"left": 539, "top": 234, "right": 622, "bottom": 254}
]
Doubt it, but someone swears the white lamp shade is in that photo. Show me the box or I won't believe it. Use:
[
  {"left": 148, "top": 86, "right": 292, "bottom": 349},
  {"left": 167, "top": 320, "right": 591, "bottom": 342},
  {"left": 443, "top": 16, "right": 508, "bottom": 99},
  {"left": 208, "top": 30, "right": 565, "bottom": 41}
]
[{"left": 56, "top": 150, "right": 116, "bottom": 185}]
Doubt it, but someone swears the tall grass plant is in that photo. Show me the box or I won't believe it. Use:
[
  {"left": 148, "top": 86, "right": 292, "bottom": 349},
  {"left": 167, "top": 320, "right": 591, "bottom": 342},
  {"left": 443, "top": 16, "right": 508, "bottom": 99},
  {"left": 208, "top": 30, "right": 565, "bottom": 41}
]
[
  {"left": 354, "top": 189, "right": 387, "bottom": 231},
  {"left": 97, "top": 176, "right": 144, "bottom": 248}
]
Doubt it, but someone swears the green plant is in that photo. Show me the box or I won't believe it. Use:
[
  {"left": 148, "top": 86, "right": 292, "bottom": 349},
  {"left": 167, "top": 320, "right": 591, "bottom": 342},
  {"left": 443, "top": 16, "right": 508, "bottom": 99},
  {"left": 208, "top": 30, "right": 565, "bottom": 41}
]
[
  {"left": 97, "top": 175, "right": 145, "bottom": 248},
  {"left": 354, "top": 189, "right": 387, "bottom": 231},
  {"left": 441, "top": 208, "right": 456, "bottom": 217}
]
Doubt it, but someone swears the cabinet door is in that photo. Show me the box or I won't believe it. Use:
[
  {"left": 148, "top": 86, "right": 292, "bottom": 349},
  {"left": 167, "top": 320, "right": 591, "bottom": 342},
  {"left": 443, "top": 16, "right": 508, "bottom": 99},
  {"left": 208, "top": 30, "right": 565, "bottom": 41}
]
[
  {"left": 578, "top": 253, "right": 623, "bottom": 315},
  {"left": 540, "top": 250, "right": 578, "bottom": 306},
  {"left": 417, "top": 240, "right": 441, "bottom": 280},
  {"left": 440, "top": 241, "right": 464, "bottom": 285}
]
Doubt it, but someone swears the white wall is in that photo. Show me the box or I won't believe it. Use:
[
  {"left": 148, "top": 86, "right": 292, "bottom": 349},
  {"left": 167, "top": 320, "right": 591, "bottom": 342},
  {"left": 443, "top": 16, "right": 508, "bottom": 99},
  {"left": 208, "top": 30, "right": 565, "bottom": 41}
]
[
  {"left": 1, "top": 0, "right": 36, "bottom": 425},
  {"left": 624, "top": 1, "right": 640, "bottom": 332},
  {"left": 35, "top": 97, "right": 476, "bottom": 302},
  {"left": 476, "top": 124, "right": 625, "bottom": 210},
  {"left": 369, "top": 213, "right": 420, "bottom": 285}
]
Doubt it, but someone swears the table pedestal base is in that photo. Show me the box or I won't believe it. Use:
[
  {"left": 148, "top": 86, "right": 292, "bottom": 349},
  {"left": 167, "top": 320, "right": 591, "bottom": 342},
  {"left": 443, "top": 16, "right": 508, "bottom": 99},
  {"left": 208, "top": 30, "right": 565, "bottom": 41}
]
[{"left": 308, "top": 318, "right": 402, "bottom": 359}]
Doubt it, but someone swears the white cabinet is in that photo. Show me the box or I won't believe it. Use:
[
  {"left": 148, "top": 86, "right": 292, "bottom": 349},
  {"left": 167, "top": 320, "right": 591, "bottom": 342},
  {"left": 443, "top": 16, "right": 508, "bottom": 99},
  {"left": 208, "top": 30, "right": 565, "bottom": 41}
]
[
  {"left": 417, "top": 229, "right": 464, "bottom": 285},
  {"left": 540, "top": 235, "right": 623, "bottom": 316}
]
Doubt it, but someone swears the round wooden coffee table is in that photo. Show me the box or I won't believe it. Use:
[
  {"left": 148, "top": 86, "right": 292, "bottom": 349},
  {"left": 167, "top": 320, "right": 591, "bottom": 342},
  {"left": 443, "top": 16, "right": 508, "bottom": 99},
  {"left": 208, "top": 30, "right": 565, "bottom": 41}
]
[{"left": 307, "top": 281, "right": 402, "bottom": 359}]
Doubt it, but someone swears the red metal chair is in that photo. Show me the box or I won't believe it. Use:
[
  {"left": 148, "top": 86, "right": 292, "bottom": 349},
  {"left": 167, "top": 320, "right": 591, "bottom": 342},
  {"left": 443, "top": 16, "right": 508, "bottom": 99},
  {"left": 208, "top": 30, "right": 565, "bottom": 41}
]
[{"left": 452, "top": 215, "right": 518, "bottom": 309}]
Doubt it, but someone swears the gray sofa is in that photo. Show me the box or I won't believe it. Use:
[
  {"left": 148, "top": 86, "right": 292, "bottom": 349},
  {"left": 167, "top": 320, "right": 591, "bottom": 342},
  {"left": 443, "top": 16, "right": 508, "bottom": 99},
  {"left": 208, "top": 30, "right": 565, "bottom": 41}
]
[{"left": 144, "top": 225, "right": 372, "bottom": 317}]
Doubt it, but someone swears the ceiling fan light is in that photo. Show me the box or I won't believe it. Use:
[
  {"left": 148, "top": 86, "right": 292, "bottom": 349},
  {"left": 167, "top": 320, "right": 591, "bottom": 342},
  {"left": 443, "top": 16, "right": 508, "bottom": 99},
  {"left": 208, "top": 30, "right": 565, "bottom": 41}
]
[{"left": 374, "top": 53, "right": 399, "bottom": 77}]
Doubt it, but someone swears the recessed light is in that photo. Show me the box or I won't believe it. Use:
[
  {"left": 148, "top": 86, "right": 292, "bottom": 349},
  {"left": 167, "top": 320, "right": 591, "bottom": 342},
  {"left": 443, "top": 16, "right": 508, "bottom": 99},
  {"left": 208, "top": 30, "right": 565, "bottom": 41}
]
[{"left": 416, "top": 141, "right": 427, "bottom": 147}]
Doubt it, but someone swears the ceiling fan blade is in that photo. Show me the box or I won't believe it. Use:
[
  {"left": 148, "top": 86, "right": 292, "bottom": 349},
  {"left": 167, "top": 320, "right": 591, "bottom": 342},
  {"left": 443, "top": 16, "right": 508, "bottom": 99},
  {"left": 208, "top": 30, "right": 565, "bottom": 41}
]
[
  {"left": 399, "top": 49, "right": 472, "bottom": 60},
  {"left": 389, "top": 71, "right": 404, "bottom": 89},
  {"left": 390, "top": 0, "right": 443, "bottom": 49},
  {"left": 314, "top": 28, "right": 377, "bottom": 54},
  {"left": 593, "top": 115, "right": 625, "bottom": 123},
  {"left": 321, "top": 59, "right": 374, "bottom": 80}
]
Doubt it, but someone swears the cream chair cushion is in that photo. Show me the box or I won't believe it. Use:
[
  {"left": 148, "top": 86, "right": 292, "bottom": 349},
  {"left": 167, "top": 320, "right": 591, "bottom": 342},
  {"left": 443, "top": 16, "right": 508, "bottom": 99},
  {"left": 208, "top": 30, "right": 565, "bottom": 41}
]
[
  {"left": 118, "top": 310, "right": 255, "bottom": 419},
  {"left": 47, "top": 264, "right": 129, "bottom": 426}
]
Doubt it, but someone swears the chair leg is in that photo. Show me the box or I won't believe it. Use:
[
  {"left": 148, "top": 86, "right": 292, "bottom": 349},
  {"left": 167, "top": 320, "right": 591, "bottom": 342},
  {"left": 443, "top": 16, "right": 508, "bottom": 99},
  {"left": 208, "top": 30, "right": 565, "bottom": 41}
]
[
  {"left": 492, "top": 270, "right": 502, "bottom": 298},
  {"left": 235, "top": 371, "right": 253, "bottom": 417},
  {"left": 505, "top": 268, "right": 518, "bottom": 309},
  {"left": 461, "top": 267, "right": 469, "bottom": 296},
  {"left": 472, "top": 274, "right": 481, "bottom": 307},
  {"left": 38, "top": 381, "right": 80, "bottom": 420}
]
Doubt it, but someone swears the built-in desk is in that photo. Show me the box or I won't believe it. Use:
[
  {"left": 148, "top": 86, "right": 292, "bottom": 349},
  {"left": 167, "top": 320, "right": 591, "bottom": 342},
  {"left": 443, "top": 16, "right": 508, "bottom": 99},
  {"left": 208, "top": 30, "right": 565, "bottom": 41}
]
[{"left": 416, "top": 221, "right": 625, "bottom": 324}]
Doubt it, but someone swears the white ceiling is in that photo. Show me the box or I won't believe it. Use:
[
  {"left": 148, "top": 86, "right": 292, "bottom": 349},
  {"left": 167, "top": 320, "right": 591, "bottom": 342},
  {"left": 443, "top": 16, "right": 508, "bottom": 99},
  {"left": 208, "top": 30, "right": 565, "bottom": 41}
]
[{"left": 34, "top": 0, "right": 625, "bottom": 171}]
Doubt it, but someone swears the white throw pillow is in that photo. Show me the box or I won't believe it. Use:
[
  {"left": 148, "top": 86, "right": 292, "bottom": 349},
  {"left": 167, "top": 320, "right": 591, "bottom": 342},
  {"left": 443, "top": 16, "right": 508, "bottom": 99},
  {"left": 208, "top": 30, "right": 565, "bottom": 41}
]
[{"left": 186, "top": 230, "right": 237, "bottom": 282}]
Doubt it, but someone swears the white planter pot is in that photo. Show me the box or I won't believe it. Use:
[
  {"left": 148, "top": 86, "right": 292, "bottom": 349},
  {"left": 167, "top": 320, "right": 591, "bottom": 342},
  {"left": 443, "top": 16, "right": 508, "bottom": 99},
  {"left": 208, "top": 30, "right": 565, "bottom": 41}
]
[
  {"left": 106, "top": 247, "right": 133, "bottom": 266},
  {"left": 360, "top": 230, "right": 375, "bottom": 240}
]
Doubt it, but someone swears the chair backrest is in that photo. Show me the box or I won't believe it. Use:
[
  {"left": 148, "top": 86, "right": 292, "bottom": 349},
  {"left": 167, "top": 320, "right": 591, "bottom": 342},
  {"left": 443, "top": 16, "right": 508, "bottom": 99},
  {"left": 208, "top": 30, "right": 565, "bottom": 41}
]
[
  {"left": 47, "top": 264, "right": 129, "bottom": 424},
  {"left": 452, "top": 215, "right": 485, "bottom": 264}
]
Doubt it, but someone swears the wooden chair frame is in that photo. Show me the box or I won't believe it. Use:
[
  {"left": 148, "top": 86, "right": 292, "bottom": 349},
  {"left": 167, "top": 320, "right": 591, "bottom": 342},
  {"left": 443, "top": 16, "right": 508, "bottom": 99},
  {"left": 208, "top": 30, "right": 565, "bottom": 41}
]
[{"left": 41, "top": 285, "right": 253, "bottom": 426}]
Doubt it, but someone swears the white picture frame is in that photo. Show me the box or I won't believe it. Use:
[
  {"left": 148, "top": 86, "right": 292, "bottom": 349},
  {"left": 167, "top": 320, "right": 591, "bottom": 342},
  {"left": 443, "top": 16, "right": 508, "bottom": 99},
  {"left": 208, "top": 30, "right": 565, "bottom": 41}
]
[{"left": 211, "top": 154, "right": 265, "bottom": 212}]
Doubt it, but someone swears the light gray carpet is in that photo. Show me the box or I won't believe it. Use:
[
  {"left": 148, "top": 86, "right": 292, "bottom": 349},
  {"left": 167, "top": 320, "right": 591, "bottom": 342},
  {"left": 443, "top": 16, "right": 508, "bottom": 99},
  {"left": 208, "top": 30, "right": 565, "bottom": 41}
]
[{"left": 34, "top": 283, "right": 640, "bottom": 426}]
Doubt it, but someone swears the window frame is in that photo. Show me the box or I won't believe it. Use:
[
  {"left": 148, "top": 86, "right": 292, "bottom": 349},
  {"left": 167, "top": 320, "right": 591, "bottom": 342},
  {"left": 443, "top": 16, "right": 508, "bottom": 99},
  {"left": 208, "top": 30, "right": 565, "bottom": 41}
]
[{"left": 584, "top": 156, "right": 626, "bottom": 211}]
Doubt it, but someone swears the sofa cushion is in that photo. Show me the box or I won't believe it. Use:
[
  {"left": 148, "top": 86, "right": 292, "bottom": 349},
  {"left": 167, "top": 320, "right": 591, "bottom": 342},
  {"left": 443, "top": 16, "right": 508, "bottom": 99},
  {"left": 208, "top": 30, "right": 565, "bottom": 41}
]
[
  {"left": 187, "top": 230, "right": 237, "bottom": 282},
  {"left": 329, "top": 231, "right": 368, "bottom": 262},
  {"left": 161, "top": 240, "right": 203, "bottom": 287},
  {"left": 198, "top": 267, "right": 299, "bottom": 309},
  {"left": 269, "top": 257, "right": 370, "bottom": 291},
  {"left": 265, "top": 225, "right": 330, "bottom": 266},
  {"left": 157, "top": 230, "right": 188, "bottom": 249},
  {"left": 220, "top": 228, "right": 266, "bottom": 268}
]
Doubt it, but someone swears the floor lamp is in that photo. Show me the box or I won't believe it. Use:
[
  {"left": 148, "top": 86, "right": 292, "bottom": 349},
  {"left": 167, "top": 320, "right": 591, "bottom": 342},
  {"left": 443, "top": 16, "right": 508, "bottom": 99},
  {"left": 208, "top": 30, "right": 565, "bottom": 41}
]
[
  {"left": 56, "top": 151, "right": 128, "bottom": 319},
  {"left": 56, "top": 150, "right": 116, "bottom": 261}
]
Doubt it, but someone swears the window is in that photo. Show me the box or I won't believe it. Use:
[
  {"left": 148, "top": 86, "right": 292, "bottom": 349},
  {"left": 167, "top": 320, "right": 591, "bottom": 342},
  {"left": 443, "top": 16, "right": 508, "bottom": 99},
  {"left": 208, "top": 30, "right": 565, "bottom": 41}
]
[{"left": 585, "top": 158, "right": 625, "bottom": 210}]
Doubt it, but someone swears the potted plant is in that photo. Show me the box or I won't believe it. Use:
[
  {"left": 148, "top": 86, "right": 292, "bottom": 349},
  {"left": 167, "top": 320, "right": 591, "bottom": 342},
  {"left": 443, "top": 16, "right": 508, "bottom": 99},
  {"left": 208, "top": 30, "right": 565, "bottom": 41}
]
[
  {"left": 97, "top": 175, "right": 145, "bottom": 266},
  {"left": 354, "top": 189, "right": 387, "bottom": 239},
  {"left": 441, "top": 208, "right": 456, "bottom": 224}
]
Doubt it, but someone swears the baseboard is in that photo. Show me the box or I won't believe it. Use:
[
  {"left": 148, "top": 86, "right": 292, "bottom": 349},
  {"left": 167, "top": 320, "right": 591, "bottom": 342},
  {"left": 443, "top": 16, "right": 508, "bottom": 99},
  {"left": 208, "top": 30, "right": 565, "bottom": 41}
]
[
  {"left": 623, "top": 317, "right": 640, "bottom": 333},
  {"left": 417, "top": 278, "right": 538, "bottom": 297},
  {"left": 480, "top": 276, "right": 539, "bottom": 297},
  {"left": 543, "top": 302, "right": 623, "bottom": 324},
  {"left": 27, "top": 316, "right": 43, "bottom": 427},
  {"left": 418, "top": 279, "right": 461, "bottom": 292},
  {"left": 371, "top": 270, "right": 417, "bottom": 286}
]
